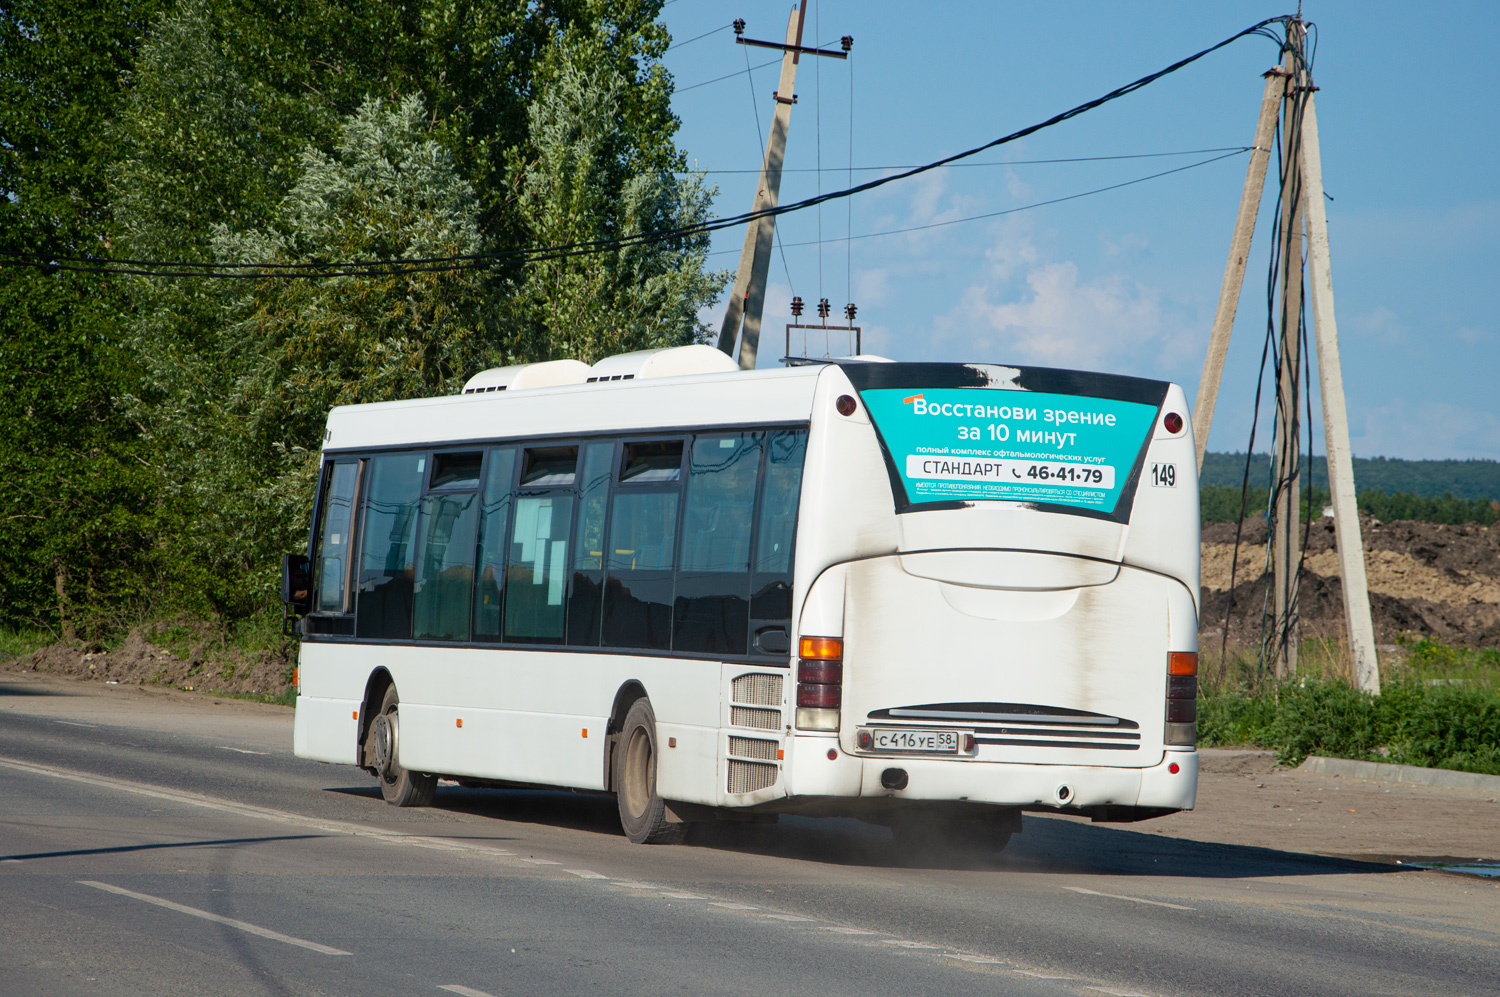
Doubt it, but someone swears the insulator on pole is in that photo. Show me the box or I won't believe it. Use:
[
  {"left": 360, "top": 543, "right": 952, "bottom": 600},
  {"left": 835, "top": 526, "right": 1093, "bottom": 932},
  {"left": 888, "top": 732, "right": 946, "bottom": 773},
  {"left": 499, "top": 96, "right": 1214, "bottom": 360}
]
[
  {"left": 790, "top": 295, "right": 804, "bottom": 317},
  {"left": 733, "top": 18, "right": 746, "bottom": 36},
  {"left": 840, "top": 35, "right": 853, "bottom": 52},
  {"left": 817, "top": 297, "right": 831, "bottom": 320},
  {"left": 844, "top": 302, "right": 857, "bottom": 322}
]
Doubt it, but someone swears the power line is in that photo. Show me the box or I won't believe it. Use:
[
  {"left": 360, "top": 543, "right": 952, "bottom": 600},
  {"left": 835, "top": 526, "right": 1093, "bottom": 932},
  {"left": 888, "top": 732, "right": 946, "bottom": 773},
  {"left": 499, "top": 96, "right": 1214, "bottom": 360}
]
[
  {"left": 665, "top": 22, "right": 731, "bottom": 53},
  {"left": 0, "top": 17, "right": 1290, "bottom": 281},
  {"left": 680, "top": 146, "right": 1256, "bottom": 174},
  {"left": 710, "top": 148, "right": 1249, "bottom": 254}
]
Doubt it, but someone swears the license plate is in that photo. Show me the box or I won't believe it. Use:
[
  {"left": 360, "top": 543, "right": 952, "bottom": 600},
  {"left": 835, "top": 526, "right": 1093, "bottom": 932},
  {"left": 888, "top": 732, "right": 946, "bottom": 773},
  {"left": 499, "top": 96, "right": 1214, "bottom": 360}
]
[{"left": 867, "top": 727, "right": 960, "bottom": 753}]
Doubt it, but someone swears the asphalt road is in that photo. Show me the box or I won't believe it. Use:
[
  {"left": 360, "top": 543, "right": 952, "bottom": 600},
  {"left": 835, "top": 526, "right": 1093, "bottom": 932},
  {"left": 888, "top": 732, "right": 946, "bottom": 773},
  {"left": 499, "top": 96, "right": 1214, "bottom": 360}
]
[{"left": 1, "top": 678, "right": 1496, "bottom": 997}]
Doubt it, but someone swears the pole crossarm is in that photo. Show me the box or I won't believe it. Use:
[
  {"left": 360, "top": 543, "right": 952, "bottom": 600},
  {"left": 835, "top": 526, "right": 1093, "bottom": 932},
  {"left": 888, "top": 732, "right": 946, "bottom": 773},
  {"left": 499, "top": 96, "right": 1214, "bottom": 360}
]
[{"left": 736, "top": 36, "right": 848, "bottom": 59}]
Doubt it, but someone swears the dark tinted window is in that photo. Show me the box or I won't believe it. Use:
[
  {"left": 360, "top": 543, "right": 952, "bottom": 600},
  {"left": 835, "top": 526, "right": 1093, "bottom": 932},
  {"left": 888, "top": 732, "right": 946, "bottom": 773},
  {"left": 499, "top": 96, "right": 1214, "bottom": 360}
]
[
  {"left": 619, "top": 440, "right": 683, "bottom": 483},
  {"left": 602, "top": 490, "right": 680, "bottom": 650},
  {"left": 750, "top": 429, "right": 807, "bottom": 653},
  {"left": 430, "top": 451, "right": 483, "bottom": 489},
  {"left": 413, "top": 492, "right": 479, "bottom": 640},
  {"left": 521, "top": 446, "right": 577, "bottom": 486},
  {"left": 505, "top": 494, "right": 573, "bottom": 642},
  {"left": 355, "top": 454, "right": 425, "bottom": 639},
  {"left": 567, "top": 442, "right": 614, "bottom": 646},
  {"left": 314, "top": 460, "right": 360, "bottom": 614},
  {"left": 674, "top": 434, "right": 761, "bottom": 654},
  {"left": 474, "top": 448, "right": 517, "bottom": 638}
]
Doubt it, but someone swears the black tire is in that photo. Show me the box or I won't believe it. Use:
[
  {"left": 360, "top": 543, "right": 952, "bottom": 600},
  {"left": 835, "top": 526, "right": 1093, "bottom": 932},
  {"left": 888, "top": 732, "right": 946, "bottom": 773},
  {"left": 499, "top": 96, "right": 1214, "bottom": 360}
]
[
  {"left": 366, "top": 685, "right": 437, "bottom": 808},
  {"left": 615, "top": 698, "right": 685, "bottom": 844}
]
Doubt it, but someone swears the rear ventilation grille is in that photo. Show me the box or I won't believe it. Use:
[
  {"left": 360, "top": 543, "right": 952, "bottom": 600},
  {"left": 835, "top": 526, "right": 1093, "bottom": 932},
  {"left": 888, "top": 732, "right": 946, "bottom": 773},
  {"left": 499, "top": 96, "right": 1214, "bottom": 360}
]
[
  {"left": 584, "top": 374, "right": 635, "bottom": 383},
  {"left": 731, "top": 673, "right": 783, "bottom": 707},
  {"left": 727, "top": 759, "right": 778, "bottom": 794},
  {"left": 728, "top": 736, "right": 779, "bottom": 761},
  {"left": 730, "top": 706, "right": 780, "bottom": 731}
]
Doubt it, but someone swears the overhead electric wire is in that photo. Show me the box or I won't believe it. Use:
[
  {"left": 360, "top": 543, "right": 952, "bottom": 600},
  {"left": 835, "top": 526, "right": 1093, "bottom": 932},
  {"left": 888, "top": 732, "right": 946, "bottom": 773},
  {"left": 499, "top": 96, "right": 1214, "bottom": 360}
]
[
  {"left": 711, "top": 148, "right": 1249, "bottom": 254},
  {"left": 683, "top": 146, "right": 1257, "bottom": 174},
  {"left": 664, "top": 22, "right": 731, "bottom": 53},
  {"left": 0, "top": 16, "right": 1293, "bottom": 282}
]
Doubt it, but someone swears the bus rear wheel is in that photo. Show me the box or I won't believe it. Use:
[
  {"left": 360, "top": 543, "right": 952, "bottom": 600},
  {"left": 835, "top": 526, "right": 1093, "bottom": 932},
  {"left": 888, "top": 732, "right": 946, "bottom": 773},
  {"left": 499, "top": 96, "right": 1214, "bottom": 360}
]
[
  {"left": 367, "top": 685, "right": 436, "bottom": 808},
  {"left": 615, "top": 699, "right": 685, "bottom": 845}
]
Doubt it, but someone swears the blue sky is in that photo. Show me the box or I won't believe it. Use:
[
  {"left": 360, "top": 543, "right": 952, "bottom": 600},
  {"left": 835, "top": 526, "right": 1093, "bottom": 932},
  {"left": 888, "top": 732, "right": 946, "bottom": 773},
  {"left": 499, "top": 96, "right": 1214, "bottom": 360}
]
[{"left": 658, "top": 1, "right": 1500, "bottom": 461}]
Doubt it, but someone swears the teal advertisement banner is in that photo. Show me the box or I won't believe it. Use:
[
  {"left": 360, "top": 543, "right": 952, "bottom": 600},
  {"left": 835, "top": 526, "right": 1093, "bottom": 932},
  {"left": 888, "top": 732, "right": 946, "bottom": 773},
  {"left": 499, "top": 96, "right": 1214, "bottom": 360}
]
[{"left": 860, "top": 387, "right": 1159, "bottom": 513}]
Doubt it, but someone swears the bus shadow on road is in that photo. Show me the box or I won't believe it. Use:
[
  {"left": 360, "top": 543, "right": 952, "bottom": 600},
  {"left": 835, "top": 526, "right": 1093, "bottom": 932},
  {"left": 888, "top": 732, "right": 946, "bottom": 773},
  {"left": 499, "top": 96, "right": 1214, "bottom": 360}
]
[{"left": 694, "top": 812, "right": 1401, "bottom": 878}]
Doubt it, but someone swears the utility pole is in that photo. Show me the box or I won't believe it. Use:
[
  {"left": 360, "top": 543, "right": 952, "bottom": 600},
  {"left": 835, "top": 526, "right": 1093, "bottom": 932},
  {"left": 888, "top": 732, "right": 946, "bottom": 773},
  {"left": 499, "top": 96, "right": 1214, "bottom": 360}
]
[
  {"left": 1272, "top": 20, "right": 1307, "bottom": 679},
  {"left": 1193, "top": 18, "right": 1381, "bottom": 692},
  {"left": 715, "top": 4, "right": 850, "bottom": 370}
]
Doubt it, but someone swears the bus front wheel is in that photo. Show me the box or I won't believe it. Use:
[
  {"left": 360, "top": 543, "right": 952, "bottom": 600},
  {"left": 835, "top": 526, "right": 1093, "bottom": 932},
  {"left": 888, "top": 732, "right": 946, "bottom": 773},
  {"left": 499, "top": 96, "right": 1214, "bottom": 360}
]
[
  {"left": 368, "top": 685, "right": 437, "bottom": 808},
  {"left": 615, "top": 699, "right": 685, "bottom": 845}
]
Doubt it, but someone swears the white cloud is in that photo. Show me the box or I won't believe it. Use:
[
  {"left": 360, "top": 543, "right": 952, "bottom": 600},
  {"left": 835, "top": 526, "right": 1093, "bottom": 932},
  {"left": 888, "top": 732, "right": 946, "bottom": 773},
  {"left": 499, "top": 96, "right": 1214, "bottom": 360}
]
[
  {"left": 1347, "top": 304, "right": 1407, "bottom": 343},
  {"left": 1455, "top": 325, "right": 1495, "bottom": 344},
  {"left": 1348, "top": 398, "right": 1500, "bottom": 460}
]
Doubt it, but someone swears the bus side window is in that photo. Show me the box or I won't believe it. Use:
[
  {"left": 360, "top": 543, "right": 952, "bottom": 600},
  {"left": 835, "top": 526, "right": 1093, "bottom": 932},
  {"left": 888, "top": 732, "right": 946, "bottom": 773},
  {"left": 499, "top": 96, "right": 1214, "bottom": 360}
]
[
  {"left": 314, "top": 460, "right": 361, "bottom": 615},
  {"left": 750, "top": 429, "right": 807, "bottom": 651},
  {"left": 505, "top": 447, "right": 578, "bottom": 644},
  {"left": 567, "top": 442, "right": 615, "bottom": 647},
  {"left": 473, "top": 447, "right": 517, "bottom": 639},
  {"left": 412, "top": 452, "right": 482, "bottom": 641},
  {"left": 601, "top": 440, "right": 684, "bottom": 651},
  {"left": 674, "top": 434, "right": 761, "bottom": 655},
  {"left": 354, "top": 454, "right": 425, "bottom": 640}
]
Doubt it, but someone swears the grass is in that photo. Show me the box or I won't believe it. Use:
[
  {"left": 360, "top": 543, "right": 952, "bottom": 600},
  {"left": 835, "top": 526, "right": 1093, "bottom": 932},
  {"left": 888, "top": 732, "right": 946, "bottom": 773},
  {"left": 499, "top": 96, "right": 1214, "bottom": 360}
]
[
  {"left": 1199, "top": 634, "right": 1500, "bottom": 775},
  {"left": 0, "top": 627, "right": 55, "bottom": 661}
]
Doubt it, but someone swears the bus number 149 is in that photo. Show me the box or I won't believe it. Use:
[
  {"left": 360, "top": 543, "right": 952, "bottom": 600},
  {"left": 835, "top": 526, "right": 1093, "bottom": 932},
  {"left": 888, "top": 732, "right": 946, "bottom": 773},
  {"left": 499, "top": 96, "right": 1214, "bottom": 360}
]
[{"left": 1150, "top": 462, "right": 1177, "bottom": 488}]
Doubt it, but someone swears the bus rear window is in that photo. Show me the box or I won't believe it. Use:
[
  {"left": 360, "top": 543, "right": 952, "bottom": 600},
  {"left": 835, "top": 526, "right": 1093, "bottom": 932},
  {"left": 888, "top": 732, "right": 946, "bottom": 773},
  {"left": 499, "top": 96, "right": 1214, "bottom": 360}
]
[{"left": 858, "top": 385, "right": 1160, "bottom": 518}]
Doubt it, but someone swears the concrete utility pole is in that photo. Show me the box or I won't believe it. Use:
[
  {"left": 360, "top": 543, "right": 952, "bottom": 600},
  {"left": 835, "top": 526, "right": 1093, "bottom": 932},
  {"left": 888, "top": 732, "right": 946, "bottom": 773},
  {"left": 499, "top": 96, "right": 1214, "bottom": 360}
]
[
  {"left": 1272, "top": 21, "right": 1307, "bottom": 679},
  {"left": 1192, "top": 66, "right": 1286, "bottom": 471},
  {"left": 715, "top": 4, "right": 849, "bottom": 370},
  {"left": 1193, "top": 18, "right": 1382, "bottom": 692},
  {"left": 1300, "top": 92, "right": 1382, "bottom": 693}
]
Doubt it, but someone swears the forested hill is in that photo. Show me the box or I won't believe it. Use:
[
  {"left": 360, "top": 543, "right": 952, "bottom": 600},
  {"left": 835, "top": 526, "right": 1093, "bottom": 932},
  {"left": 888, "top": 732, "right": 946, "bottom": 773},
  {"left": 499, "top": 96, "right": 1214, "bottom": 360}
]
[{"left": 1200, "top": 453, "right": 1500, "bottom": 501}]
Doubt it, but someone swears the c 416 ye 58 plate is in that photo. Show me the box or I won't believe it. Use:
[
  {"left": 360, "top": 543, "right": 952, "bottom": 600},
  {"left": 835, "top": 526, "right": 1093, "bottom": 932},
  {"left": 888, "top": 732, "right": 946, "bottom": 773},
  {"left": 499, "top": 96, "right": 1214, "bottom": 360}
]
[{"left": 866, "top": 727, "right": 961, "bottom": 753}]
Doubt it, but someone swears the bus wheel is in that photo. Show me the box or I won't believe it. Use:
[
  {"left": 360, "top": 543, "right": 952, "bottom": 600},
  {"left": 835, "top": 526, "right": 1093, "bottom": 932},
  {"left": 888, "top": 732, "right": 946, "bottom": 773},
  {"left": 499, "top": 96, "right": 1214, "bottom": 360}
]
[
  {"left": 368, "top": 685, "right": 436, "bottom": 808},
  {"left": 615, "top": 699, "right": 685, "bottom": 845}
]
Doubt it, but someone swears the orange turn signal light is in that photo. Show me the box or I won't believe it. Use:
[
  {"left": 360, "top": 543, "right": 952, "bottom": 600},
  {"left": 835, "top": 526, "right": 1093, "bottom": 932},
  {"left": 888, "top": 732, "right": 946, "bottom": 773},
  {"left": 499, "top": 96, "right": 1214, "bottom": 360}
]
[
  {"left": 799, "top": 636, "right": 844, "bottom": 660},
  {"left": 1169, "top": 651, "right": 1199, "bottom": 676}
]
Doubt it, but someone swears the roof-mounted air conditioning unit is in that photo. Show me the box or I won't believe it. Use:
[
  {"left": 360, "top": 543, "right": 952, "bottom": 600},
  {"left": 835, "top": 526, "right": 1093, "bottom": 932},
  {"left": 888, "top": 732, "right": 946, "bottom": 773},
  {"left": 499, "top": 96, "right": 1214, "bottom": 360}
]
[
  {"left": 585, "top": 344, "right": 739, "bottom": 383},
  {"left": 461, "top": 359, "right": 591, "bottom": 394}
]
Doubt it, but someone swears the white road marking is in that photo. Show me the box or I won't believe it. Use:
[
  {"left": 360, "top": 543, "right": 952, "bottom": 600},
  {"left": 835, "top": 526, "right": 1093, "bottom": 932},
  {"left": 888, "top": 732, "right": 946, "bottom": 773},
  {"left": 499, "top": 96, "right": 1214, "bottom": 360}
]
[
  {"left": 54, "top": 720, "right": 97, "bottom": 728},
  {"left": 217, "top": 746, "right": 268, "bottom": 755},
  {"left": 1016, "top": 970, "right": 1074, "bottom": 979},
  {"left": 710, "top": 902, "right": 758, "bottom": 910},
  {"left": 439, "top": 986, "right": 500, "bottom": 997},
  {"left": 1088, "top": 988, "right": 1154, "bottom": 997},
  {"left": 520, "top": 858, "right": 560, "bottom": 865},
  {"left": 822, "top": 926, "right": 879, "bottom": 935},
  {"left": 1063, "top": 886, "right": 1195, "bottom": 911},
  {"left": 882, "top": 940, "right": 940, "bottom": 949},
  {"left": 766, "top": 913, "right": 815, "bottom": 922},
  {"left": 78, "top": 880, "right": 351, "bottom": 955},
  {"left": 947, "top": 953, "right": 1003, "bottom": 965},
  {"left": 608, "top": 881, "right": 660, "bottom": 889},
  {"left": 565, "top": 869, "right": 608, "bottom": 880}
]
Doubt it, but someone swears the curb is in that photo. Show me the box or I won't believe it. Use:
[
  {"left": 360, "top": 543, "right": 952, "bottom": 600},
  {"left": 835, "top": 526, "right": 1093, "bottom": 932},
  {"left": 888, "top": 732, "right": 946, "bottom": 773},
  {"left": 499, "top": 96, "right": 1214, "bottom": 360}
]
[{"left": 1299, "top": 755, "right": 1500, "bottom": 793}]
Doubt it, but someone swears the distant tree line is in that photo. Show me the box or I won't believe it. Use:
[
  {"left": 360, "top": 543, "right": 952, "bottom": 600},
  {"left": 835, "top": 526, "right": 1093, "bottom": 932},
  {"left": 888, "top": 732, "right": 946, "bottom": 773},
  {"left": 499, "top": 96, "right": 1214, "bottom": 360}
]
[
  {"left": 1201, "top": 484, "right": 1500, "bottom": 526},
  {"left": 1, "top": 0, "right": 727, "bottom": 641},
  {"left": 1200, "top": 452, "right": 1500, "bottom": 503}
]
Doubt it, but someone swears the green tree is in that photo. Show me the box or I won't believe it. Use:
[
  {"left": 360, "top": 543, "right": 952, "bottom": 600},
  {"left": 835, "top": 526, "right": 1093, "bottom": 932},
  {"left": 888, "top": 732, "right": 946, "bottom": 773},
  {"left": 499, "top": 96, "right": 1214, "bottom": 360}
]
[{"left": 0, "top": 1, "right": 168, "bottom": 637}]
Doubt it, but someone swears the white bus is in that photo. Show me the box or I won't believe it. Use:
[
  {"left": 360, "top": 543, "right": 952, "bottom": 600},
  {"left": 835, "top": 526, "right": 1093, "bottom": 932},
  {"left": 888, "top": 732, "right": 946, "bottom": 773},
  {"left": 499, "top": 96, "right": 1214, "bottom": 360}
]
[{"left": 286, "top": 345, "right": 1200, "bottom": 848}]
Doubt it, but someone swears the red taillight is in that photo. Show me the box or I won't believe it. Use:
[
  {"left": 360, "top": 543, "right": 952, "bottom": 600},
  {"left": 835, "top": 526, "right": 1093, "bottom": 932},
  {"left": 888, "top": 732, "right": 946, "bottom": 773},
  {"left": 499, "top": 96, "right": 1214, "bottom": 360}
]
[
  {"left": 1163, "top": 411, "right": 1184, "bottom": 434},
  {"left": 797, "top": 683, "right": 842, "bottom": 708},
  {"left": 1167, "top": 699, "right": 1197, "bottom": 723},
  {"left": 798, "top": 659, "right": 842, "bottom": 685}
]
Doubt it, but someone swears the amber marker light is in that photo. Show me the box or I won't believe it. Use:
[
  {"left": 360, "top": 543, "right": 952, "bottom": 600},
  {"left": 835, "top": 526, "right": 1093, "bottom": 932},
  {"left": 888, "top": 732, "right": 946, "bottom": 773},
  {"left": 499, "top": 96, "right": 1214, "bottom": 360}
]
[
  {"left": 799, "top": 636, "right": 843, "bottom": 660},
  {"left": 1169, "top": 652, "right": 1199, "bottom": 676}
]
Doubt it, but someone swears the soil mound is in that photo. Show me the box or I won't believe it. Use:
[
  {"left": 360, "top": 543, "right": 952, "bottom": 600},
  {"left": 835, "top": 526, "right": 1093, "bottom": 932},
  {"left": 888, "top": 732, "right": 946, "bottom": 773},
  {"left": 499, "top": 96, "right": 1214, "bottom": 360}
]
[{"left": 1201, "top": 514, "right": 1500, "bottom": 649}]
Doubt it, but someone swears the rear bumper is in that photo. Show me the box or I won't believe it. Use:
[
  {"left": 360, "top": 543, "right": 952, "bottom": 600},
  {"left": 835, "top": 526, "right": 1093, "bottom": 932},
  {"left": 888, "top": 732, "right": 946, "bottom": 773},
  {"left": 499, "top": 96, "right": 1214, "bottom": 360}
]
[{"left": 787, "top": 734, "right": 1197, "bottom": 811}]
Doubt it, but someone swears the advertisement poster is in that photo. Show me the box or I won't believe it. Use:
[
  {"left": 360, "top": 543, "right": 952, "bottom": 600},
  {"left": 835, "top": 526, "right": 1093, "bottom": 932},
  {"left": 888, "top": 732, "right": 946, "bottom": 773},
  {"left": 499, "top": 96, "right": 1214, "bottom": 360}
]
[{"left": 859, "top": 387, "right": 1159, "bottom": 514}]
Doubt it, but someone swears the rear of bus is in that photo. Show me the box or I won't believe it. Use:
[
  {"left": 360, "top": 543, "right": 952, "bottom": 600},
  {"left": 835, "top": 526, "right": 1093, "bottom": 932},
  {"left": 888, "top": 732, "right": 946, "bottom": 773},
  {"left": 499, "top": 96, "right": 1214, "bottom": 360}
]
[{"left": 785, "top": 361, "right": 1199, "bottom": 823}]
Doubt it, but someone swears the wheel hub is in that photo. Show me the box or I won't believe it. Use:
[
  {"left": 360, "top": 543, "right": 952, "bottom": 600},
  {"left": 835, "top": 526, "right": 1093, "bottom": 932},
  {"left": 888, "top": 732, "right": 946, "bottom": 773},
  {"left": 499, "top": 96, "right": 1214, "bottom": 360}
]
[{"left": 371, "top": 711, "right": 398, "bottom": 776}]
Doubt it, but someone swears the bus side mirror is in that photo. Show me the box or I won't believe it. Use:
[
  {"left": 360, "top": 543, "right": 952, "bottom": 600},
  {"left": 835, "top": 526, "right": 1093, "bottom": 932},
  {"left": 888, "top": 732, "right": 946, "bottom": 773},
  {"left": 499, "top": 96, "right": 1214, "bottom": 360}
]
[{"left": 281, "top": 553, "right": 312, "bottom": 614}]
